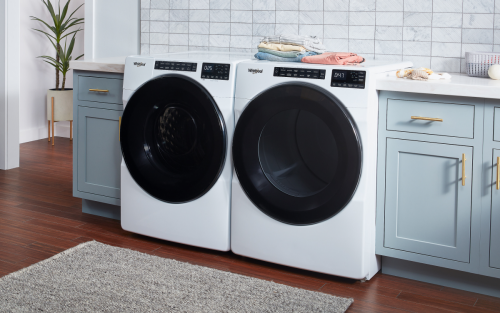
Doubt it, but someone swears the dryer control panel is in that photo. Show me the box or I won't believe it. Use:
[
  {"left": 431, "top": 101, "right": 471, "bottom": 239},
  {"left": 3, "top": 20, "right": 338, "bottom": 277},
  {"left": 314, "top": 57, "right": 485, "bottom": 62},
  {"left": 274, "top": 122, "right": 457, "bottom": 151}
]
[
  {"left": 273, "top": 67, "right": 326, "bottom": 79},
  {"left": 331, "top": 70, "right": 366, "bottom": 89},
  {"left": 154, "top": 61, "right": 197, "bottom": 72},
  {"left": 201, "top": 63, "right": 230, "bottom": 80}
]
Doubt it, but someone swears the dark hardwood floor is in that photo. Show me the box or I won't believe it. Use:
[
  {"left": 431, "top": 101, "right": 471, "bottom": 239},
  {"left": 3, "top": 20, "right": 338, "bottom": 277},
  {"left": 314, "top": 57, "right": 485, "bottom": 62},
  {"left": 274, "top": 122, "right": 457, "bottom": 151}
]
[{"left": 0, "top": 138, "right": 498, "bottom": 312}]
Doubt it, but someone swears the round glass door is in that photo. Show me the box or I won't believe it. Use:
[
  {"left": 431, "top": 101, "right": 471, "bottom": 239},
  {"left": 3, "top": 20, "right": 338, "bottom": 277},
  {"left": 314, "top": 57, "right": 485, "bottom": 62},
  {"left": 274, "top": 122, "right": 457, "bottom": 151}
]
[
  {"left": 121, "top": 75, "right": 226, "bottom": 203},
  {"left": 232, "top": 83, "right": 362, "bottom": 225}
]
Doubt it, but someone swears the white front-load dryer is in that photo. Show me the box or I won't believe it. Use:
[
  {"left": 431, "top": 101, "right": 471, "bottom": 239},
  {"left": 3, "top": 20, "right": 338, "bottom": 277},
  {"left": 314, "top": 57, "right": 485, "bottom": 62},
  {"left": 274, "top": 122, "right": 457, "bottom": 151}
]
[
  {"left": 120, "top": 52, "right": 253, "bottom": 251},
  {"left": 231, "top": 59, "right": 412, "bottom": 278}
]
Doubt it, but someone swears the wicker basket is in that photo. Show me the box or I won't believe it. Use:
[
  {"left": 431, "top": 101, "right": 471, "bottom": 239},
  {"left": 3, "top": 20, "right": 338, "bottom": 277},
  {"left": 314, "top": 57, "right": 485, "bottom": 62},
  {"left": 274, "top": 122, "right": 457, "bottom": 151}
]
[{"left": 465, "top": 51, "right": 500, "bottom": 77}]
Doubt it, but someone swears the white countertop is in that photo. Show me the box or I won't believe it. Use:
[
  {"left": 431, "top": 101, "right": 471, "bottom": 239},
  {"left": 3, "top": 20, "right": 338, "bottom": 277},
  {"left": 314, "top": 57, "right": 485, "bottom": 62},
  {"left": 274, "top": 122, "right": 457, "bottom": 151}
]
[
  {"left": 377, "top": 73, "right": 500, "bottom": 99},
  {"left": 70, "top": 56, "right": 126, "bottom": 73}
]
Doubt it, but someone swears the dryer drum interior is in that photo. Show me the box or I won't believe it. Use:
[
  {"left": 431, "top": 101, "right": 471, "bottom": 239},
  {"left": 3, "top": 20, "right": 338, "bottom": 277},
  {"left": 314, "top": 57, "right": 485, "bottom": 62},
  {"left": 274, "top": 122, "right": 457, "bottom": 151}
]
[
  {"left": 120, "top": 75, "right": 227, "bottom": 204},
  {"left": 232, "top": 83, "right": 362, "bottom": 225}
]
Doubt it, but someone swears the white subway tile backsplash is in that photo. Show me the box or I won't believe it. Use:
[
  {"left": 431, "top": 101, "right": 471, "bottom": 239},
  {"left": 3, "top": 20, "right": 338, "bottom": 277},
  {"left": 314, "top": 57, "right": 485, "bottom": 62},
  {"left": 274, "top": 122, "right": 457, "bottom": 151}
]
[
  {"left": 231, "top": 23, "right": 253, "bottom": 35},
  {"left": 462, "top": 28, "right": 494, "bottom": 43},
  {"left": 231, "top": 10, "right": 253, "bottom": 23},
  {"left": 349, "top": 12, "right": 376, "bottom": 25},
  {"left": 190, "top": 10, "right": 210, "bottom": 22},
  {"left": 403, "top": 41, "right": 431, "bottom": 56},
  {"left": 276, "top": 11, "right": 298, "bottom": 23},
  {"left": 403, "top": 27, "right": 431, "bottom": 41},
  {"left": 349, "top": 26, "right": 375, "bottom": 39},
  {"left": 463, "top": 0, "right": 495, "bottom": 13},
  {"left": 140, "top": 0, "right": 499, "bottom": 73},
  {"left": 276, "top": 0, "right": 299, "bottom": 10},
  {"left": 324, "top": 0, "right": 349, "bottom": 11},
  {"left": 404, "top": 0, "right": 432, "bottom": 12},
  {"left": 210, "top": 0, "right": 231, "bottom": 10},
  {"left": 253, "top": 0, "right": 275, "bottom": 10},
  {"left": 299, "top": 0, "right": 324, "bottom": 11},
  {"left": 432, "top": 42, "right": 462, "bottom": 58},
  {"left": 432, "top": 28, "right": 462, "bottom": 43},
  {"left": 231, "top": 0, "right": 252, "bottom": 10},
  {"left": 324, "top": 12, "right": 349, "bottom": 25},
  {"left": 433, "top": 0, "right": 463, "bottom": 12},
  {"left": 211, "top": 10, "right": 231, "bottom": 22},
  {"left": 376, "top": 0, "right": 404, "bottom": 12},
  {"left": 350, "top": 0, "right": 376, "bottom": 12},
  {"left": 324, "top": 25, "right": 349, "bottom": 39},
  {"left": 299, "top": 11, "right": 324, "bottom": 24},
  {"left": 275, "top": 24, "right": 299, "bottom": 35},
  {"left": 432, "top": 13, "right": 463, "bottom": 28},
  {"left": 376, "top": 12, "right": 404, "bottom": 26},
  {"left": 253, "top": 11, "right": 275, "bottom": 24},
  {"left": 404, "top": 13, "right": 432, "bottom": 27},
  {"left": 211, "top": 22, "right": 231, "bottom": 35},
  {"left": 463, "top": 13, "right": 494, "bottom": 28},
  {"left": 190, "top": 0, "right": 210, "bottom": 9},
  {"left": 376, "top": 26, "right": 403, "bottom": 40}
]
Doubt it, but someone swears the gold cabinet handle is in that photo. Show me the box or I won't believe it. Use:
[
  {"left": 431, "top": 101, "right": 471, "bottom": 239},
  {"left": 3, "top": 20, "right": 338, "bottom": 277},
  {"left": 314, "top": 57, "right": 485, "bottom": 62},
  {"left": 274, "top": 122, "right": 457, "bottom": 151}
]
[
  {"left": 462, "top": 154, "right": 466, "bottom": 186},
  {"left": 89, "top": 89, "right": 109, "bottom": 92},
  {"left": 119, "top": 117, "right": 122, "bottom": 142},
  {"left": 497, "top": 157, "right": 499, "bottom": 190},
  {"left": 411, "top": 116, "right": 443, "bottom": 122}
]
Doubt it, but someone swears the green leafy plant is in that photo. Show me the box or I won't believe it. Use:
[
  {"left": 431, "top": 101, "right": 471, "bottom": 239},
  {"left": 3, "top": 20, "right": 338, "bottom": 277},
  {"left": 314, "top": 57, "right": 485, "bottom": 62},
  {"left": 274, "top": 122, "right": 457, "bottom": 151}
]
[
  {"left": 39, "top": 33, "right": 82, "bottom": 90},
  {"left": 31, "top": 0, "right": 84, "bottom": 90}
]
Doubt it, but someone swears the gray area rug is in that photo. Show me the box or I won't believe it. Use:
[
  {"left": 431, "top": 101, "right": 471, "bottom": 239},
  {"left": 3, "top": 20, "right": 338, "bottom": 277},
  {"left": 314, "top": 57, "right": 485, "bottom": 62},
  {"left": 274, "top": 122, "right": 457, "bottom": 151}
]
[{"left": 0, "top": 241, "right": 353, "bottom": 312}]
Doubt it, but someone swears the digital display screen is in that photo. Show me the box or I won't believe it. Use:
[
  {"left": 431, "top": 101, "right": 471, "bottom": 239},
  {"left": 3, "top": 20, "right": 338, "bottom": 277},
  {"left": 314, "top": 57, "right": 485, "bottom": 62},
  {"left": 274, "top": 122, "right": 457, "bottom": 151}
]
[
  {"left": 332, "top": 71, "right": 347, "bottom": 81},
  {"left": 203, "top": 65, "right": 213, "bottom": 72}
]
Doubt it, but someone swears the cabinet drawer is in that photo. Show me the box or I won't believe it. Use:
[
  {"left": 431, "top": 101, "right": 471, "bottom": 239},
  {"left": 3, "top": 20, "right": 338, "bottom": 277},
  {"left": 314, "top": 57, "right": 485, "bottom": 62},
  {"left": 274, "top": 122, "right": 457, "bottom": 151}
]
[
  {"left": 78, "top": 75, "right": 123, "bottom": 105},
  {"left": 386, "top": 99, "right": 475, "bottom": 138},
  {"left": 493, "top": 107, "right": 500, "bottom": 142}
]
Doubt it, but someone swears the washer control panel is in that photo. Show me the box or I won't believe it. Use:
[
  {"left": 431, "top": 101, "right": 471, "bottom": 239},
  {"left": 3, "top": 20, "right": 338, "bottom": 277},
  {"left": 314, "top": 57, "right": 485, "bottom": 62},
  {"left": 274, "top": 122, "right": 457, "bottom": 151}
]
[
  {"left": 154, "top": 61, "right": 197, "bottom": 72},
  {"left": 273, "top": 67, "right": 326, "bottom": 79},
  {"left": 201, "top": 63, "right": 230, "bottom": 80},
  {"left": 331, "top": 70, "right": 366, "bottom": 89}
]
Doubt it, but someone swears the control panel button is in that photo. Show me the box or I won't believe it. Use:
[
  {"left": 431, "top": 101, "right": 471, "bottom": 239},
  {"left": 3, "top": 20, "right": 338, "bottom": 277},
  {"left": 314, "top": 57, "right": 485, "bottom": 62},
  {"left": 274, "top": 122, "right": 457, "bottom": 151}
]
[
  {"left": 154, "top": 61, "right": 198, "bottom": 72},
  {"left": 274, "top": 67, "right": 326, "bottom": 80},
  {"left": 200, "top": 63, "right": 231, "bottom": 80}
]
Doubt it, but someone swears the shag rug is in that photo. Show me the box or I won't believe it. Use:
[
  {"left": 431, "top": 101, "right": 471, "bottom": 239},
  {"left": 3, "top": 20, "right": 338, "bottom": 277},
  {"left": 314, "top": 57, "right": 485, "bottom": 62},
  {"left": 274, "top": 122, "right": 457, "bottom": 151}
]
[{"left": 0, "top": 241, "right": 353, "bottom": 312}]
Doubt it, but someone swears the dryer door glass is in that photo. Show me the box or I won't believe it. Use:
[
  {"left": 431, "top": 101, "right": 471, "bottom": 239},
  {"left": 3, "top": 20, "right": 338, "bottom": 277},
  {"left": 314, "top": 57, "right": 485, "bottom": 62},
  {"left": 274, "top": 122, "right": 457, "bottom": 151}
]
[
  {"left": 233, "top": 83, "right": 361, "bottom": 225},
  {"left": 121, "top": 75, "right": 226, "bottom": 203}
]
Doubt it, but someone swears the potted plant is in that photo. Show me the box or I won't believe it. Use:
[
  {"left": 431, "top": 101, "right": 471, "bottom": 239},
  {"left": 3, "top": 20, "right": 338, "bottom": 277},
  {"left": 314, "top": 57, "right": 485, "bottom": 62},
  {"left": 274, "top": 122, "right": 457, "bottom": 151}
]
[{"left": 31, "top": 0, "right": 84, "bottom": 144}]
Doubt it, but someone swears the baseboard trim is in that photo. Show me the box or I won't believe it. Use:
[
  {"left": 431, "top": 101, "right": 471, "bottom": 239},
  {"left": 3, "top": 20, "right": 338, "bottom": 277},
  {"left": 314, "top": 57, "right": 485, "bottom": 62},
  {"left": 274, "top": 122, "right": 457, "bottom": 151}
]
[
  {"left": 382, "top": 257, "right": 500, "bottom": 298},
  {"left": 20, "top": 123, "right": 71, "bottom": 143}
]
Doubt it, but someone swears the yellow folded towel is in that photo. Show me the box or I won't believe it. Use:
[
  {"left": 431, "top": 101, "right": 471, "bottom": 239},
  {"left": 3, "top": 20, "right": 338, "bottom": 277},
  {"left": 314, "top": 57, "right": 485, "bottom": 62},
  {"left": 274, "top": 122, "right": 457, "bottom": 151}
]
[{"left": 258, "top": 42, "right": 306, "bottom": 52}]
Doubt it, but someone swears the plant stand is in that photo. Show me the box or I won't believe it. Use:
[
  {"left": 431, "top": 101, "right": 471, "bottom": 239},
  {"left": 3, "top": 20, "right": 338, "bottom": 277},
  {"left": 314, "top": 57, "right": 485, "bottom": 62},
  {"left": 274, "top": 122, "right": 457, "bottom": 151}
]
[{"left": 47, "top": 89, "right": 74, "bottom": 146}]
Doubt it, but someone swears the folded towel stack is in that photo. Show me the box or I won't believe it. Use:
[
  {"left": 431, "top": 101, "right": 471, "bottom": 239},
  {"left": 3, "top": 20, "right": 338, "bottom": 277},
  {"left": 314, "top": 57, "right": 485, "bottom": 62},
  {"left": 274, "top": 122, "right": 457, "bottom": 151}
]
[{"left": 255, "top": 35, "right": 326, "bottom": 62}]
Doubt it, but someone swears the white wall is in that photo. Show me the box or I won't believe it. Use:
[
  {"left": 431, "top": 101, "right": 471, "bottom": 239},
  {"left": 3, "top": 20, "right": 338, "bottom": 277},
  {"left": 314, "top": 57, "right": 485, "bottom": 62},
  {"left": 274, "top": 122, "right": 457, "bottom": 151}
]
[{"left": 20, "top": 0, "right": 85, "bottom": 143}]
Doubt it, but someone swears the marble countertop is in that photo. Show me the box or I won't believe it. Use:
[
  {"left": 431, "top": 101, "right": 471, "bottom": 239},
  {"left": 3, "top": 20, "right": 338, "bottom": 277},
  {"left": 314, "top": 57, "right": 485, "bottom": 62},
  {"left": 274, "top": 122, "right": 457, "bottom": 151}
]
[
  {"left": 70, "top": 57, "right": 127, "bottom": 73},
  {"left": 376, "top": 73, "right": 500, "bottom": 99}
]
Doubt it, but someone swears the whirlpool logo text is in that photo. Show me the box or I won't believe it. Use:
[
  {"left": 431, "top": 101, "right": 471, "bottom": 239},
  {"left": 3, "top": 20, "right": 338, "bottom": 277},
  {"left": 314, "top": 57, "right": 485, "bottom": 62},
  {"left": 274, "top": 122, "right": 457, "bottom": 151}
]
[
  {"left": 134, "top": 62, "right": 146, "bottom": 67},
  {"left": 248, "top": 68, "right": 263, "bottom": 74}
]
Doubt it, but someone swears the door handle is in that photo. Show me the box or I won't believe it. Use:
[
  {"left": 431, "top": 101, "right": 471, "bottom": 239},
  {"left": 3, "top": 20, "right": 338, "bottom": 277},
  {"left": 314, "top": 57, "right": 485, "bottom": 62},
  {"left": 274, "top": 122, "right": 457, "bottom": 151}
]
[
  {"left": 497, "top": 157, "right": 499, "bottom": 190},
  {"left": 89, "top": 89, "right": 109, "bottom": 92},
  {"left": 462, "top": 154, "right": 466, "bottom": 186},
  {"left": 119, "top": 116, "right": 122, "bottom": 142},
  {"left": 411, "top": 116, "right": 443, "bottom": 122}
]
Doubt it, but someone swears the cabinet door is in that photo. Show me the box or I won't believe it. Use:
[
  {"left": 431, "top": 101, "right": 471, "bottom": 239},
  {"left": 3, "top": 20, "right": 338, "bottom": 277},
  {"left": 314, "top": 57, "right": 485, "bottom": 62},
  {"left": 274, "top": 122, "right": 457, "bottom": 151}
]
[
  {"left": 490, "top": 149, "right": 500, "bottom": 269},
  {"left": 77, "top": 106, "right": 122, "bottom": 199},
  {"left": 384, "top": 139, "right": 473, "bottom": 263}
]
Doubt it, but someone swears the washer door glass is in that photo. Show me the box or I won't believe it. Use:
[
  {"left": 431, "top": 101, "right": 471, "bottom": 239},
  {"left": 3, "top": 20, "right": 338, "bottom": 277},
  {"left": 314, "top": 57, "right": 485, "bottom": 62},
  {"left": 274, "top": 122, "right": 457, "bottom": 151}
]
[
  {"left": 233, "top": 83, "right": 361, "bottom": 225},
  {"left": 121, "top": 75, "right": 226, "bottom": 203}
]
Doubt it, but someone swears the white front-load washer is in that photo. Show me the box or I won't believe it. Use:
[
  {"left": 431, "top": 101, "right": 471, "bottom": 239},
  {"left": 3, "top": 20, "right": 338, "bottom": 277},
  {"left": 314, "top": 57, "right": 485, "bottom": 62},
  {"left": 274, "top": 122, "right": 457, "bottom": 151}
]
[
  {"left": 231, "top": 59, "right": 412, "bottom": 279},
  {"left": 120, "top": 52, "right": 253, "bottom": 251}
]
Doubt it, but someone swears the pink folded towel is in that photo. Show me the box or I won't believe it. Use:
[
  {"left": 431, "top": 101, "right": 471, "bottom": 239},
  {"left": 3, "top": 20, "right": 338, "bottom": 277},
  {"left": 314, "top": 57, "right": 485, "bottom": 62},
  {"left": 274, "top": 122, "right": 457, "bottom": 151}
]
[{"left": 301, "top": 52, "right": 365, "bottom": 65}]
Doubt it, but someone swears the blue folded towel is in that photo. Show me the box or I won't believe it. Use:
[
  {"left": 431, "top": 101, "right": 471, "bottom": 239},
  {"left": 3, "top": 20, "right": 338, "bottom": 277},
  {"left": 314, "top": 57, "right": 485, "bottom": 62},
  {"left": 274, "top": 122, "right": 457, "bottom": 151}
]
[{"left": 254, "top": 51, "right": 319, "bottom": 62}]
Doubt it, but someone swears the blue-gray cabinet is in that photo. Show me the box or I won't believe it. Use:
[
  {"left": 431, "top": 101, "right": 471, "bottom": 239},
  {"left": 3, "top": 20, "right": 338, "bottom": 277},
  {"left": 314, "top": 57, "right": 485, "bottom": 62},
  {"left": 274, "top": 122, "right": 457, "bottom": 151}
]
[
  {"left": 384, "top": 139, "right": 473, "bottom": 263},
  {"left": 480, "top": 101, "right": 500, "bottom": 279},
  {"left": 73, "top": 70, "right": 123, "bottom": 209},
  {"left": 376, "top": 91, "right": 484, "bottom": 275}
]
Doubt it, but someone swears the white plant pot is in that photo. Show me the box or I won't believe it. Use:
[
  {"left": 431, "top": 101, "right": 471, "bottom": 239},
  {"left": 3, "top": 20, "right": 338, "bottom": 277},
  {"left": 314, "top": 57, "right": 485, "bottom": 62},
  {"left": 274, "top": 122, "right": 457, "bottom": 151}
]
[{"left": 47, "top": 89, "right": 73, "bottom": 122}]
